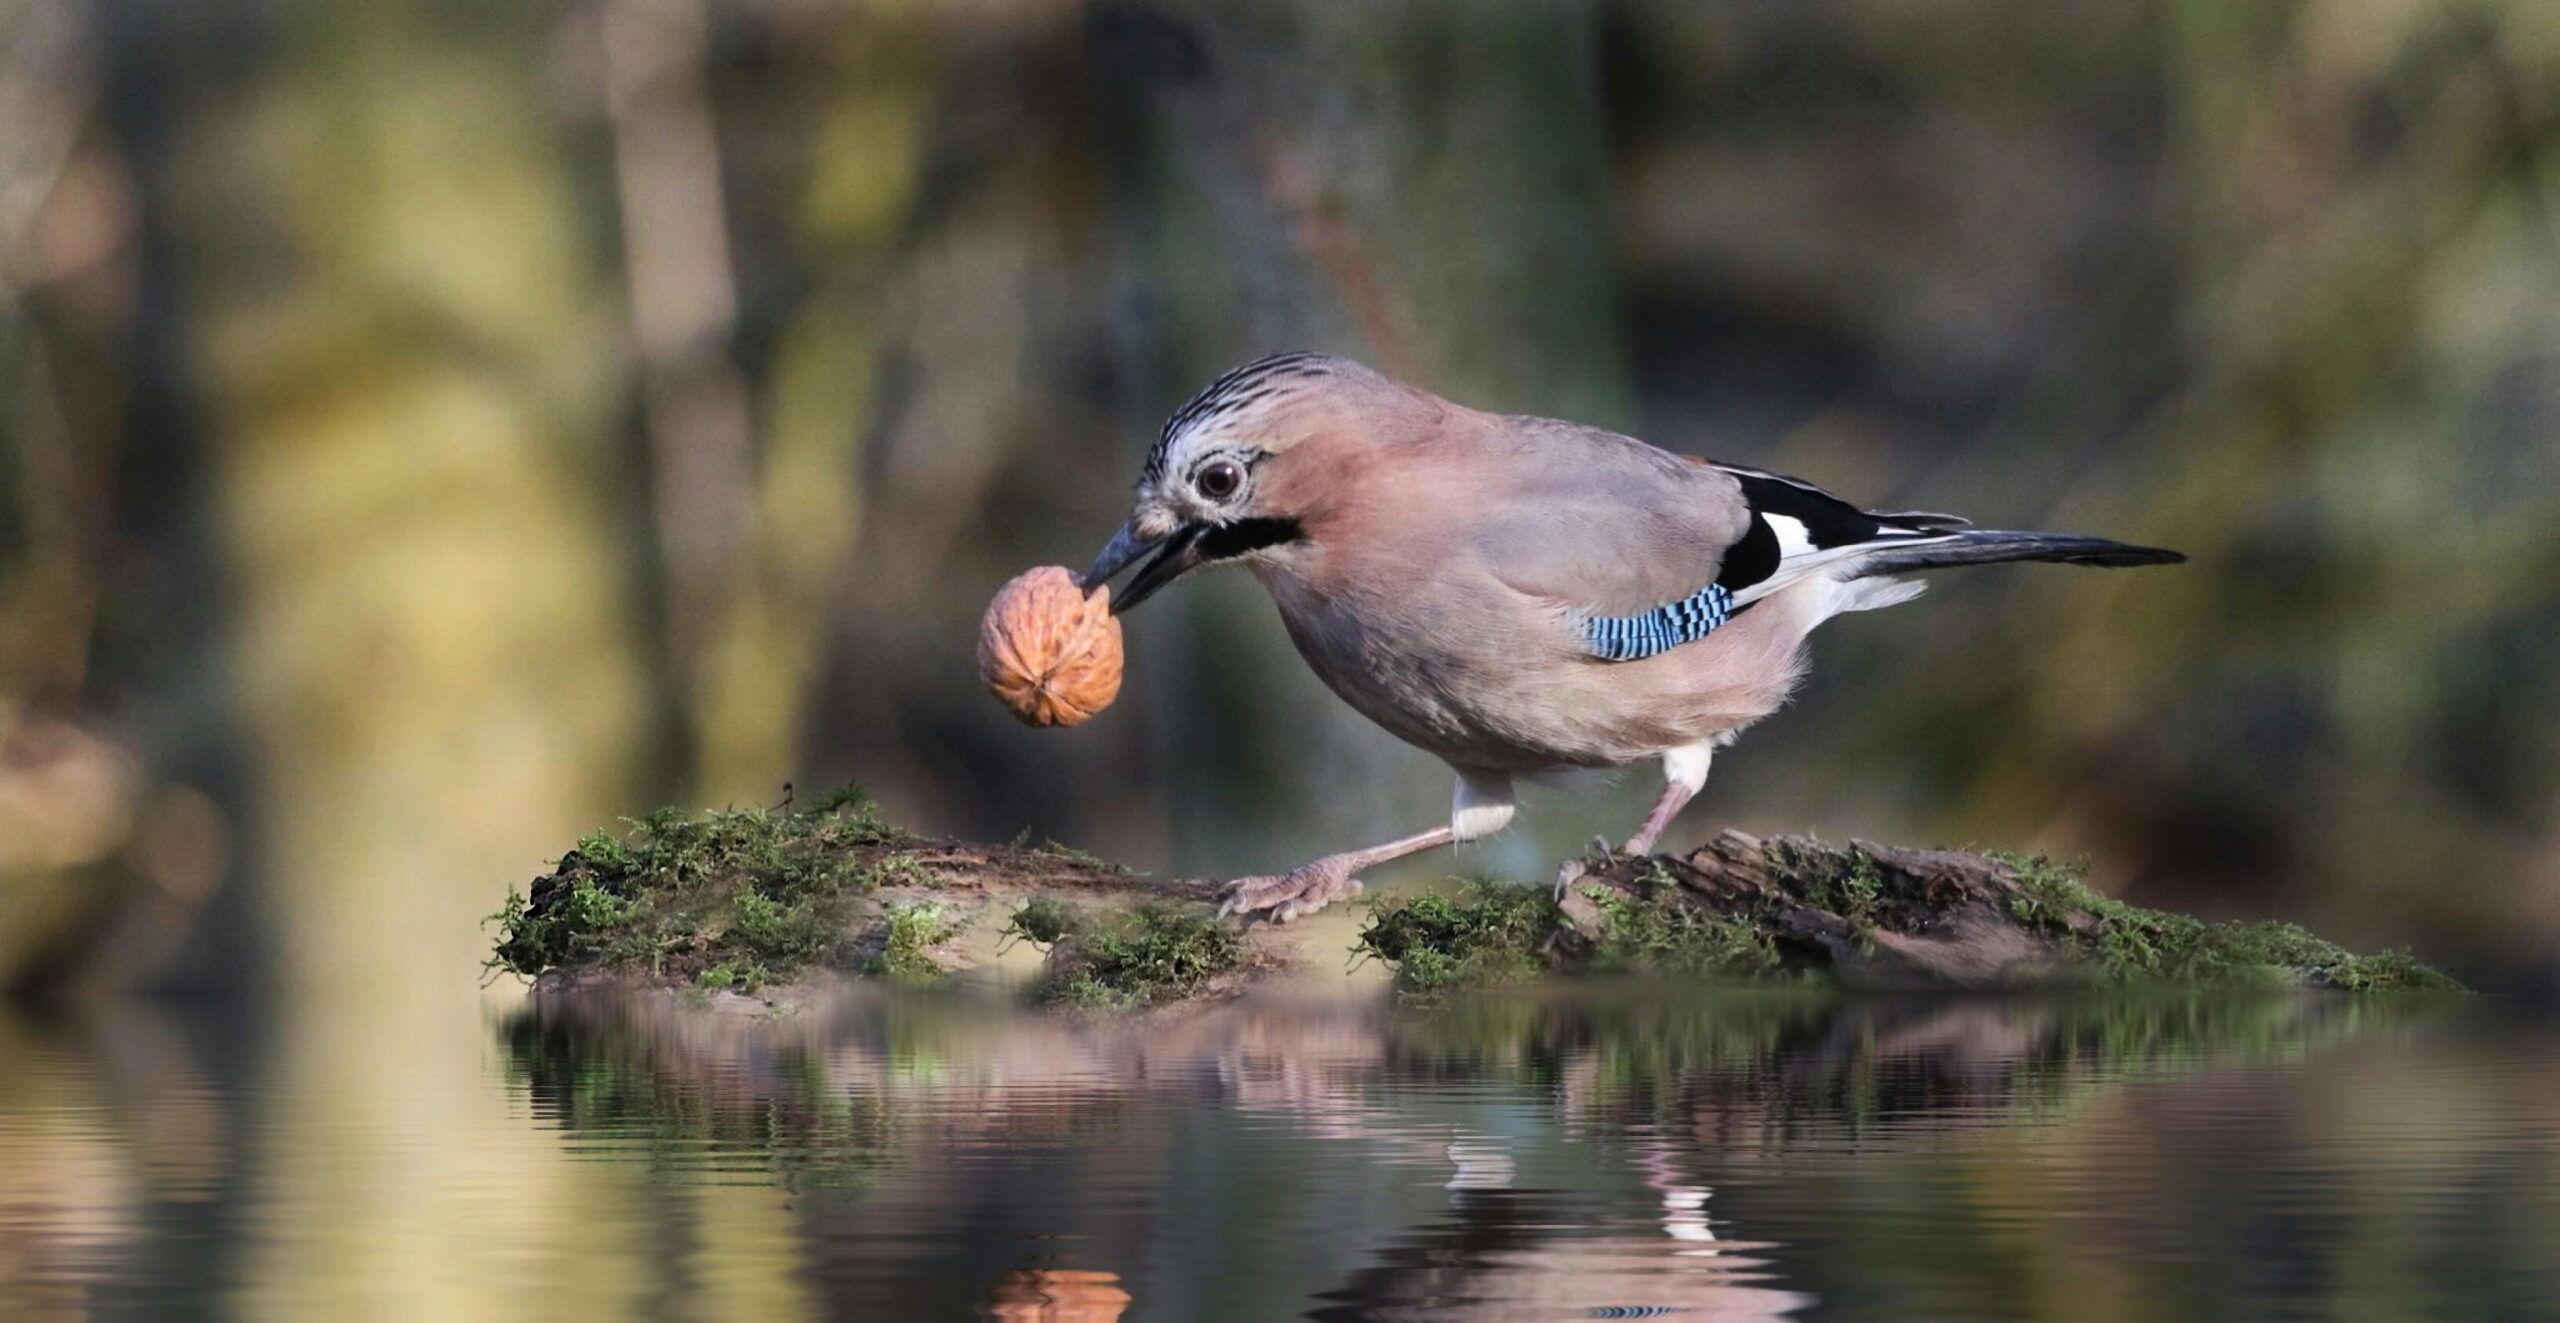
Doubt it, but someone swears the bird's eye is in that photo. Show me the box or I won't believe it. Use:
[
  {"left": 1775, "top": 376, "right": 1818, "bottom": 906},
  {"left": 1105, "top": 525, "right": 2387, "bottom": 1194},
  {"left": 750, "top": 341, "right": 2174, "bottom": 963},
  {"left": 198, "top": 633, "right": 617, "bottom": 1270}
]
[{"left": 1195, "top": 459, "right": 1244, "bottom": 502}]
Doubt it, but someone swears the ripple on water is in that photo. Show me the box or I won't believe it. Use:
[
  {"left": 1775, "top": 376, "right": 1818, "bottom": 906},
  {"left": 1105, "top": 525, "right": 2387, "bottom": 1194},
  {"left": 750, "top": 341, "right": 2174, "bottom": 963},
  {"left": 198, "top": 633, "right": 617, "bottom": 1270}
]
[{"left": 0, "top": 987, "right": 2552, "bottom": 1321}]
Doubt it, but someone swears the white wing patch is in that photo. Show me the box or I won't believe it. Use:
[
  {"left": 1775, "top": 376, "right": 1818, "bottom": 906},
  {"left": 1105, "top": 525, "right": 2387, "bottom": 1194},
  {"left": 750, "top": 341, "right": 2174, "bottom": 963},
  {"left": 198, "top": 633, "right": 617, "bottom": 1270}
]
[
  {"left": 1762, "top": 513, "right": 1816, "bottom": 560},
  {"left": 1728, "top": 530, "right": 1964, "bottom": 609}
]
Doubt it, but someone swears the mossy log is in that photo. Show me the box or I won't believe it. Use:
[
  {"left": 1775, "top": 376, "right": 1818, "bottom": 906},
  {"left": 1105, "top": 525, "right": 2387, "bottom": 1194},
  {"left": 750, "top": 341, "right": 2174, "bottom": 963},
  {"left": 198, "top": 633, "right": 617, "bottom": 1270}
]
[
  {"left": 484, "top": 790, "right": 1264, "bottom": 1007},
  {"left": 488, "top": 794, "right": 2456, "bottom": 1009},
  {"left": 1363, "top": 831, "right": 2459, "bottom": 996}
]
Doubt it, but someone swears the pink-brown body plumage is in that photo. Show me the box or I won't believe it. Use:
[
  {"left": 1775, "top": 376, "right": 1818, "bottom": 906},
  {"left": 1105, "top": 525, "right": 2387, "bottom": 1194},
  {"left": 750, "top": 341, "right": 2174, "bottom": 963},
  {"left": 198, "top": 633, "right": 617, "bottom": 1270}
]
[
  {"left": 1242, "top": 379, "right": 1814, "bottom": 774},
  {"left": 1081, "top": 353, "right": 2180, "bottom": 921}
]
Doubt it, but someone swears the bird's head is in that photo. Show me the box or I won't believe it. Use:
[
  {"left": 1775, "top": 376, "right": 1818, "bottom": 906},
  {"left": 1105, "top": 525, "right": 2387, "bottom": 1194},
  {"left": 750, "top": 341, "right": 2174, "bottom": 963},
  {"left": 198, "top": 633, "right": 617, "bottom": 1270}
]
[{"left": 1083, "top": 351, "right": 1390, "bottom": 612}]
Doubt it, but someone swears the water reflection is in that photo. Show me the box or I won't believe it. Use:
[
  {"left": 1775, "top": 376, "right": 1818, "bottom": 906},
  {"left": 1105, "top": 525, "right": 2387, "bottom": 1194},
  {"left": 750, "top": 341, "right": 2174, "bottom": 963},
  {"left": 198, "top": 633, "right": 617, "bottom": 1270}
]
[
  {"left": 493, "top": 987, "right": 2548, "bottom": 1321},
  {"left": 502, "top": 986, "right": 1820, "bottom": 1319},
  {"left": 0, "top": 999, "right": 248, "bottom": 1319},
  {"left": 4, "top": 985, "right": 2555, "bottom": 1321}
]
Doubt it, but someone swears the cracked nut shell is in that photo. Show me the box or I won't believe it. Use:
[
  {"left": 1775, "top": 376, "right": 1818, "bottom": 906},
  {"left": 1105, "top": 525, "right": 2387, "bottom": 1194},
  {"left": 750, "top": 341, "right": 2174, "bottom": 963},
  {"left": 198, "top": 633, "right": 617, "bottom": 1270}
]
[{"left": 978, "top": 566, "right": 1123, "bottom": 728}]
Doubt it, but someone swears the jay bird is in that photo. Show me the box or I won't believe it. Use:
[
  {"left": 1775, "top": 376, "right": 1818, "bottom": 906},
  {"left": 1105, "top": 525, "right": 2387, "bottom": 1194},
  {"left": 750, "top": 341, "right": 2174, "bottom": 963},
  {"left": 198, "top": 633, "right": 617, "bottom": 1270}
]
[{"left": 1082, "top": 352, "right": 2185, "bottom": 922}]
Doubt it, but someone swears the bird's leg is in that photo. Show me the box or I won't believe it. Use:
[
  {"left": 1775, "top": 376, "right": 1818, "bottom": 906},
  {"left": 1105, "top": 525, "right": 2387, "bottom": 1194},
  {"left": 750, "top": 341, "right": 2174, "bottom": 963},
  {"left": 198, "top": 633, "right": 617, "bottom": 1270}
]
[
  {"left": 1218, "top": 826, "right": 1451, "bottom": 924},
  {"left": 1622, "top": 784, "right": 1695, "bottom": 857},
  {"left": 1622, "top": 744, "right": 1713, "bottom": 856},
  {"left": 1564, "top": 747, "right": 1708, "bottom": 898},
  {"left": 1221, "top": 772, "right": 1515, "bottom": 924}
]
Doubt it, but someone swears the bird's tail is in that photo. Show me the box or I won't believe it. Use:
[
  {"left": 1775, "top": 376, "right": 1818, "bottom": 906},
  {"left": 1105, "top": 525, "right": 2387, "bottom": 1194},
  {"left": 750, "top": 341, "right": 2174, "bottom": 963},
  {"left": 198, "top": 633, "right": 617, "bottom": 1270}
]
[{"left": 1850, "top": 530, "right": 2187, "bottom": 576}]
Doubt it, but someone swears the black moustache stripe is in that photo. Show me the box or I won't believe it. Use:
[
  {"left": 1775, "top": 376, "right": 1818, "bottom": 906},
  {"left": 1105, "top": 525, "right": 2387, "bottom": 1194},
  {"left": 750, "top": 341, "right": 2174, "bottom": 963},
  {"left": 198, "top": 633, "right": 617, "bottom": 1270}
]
[{"left": 1195, "top": 517, "right": 1304, "bottom": 561}]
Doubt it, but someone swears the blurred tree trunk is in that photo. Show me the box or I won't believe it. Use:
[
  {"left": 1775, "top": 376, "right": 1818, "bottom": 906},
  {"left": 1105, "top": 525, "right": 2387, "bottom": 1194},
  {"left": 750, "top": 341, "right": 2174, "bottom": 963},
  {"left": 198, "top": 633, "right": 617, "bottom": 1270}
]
[
  {"left": 598, "top": 0, "right": 899, "bottom": 810},
  {"left": 89, "top": 0, "right": 672, "bottom": 1312},
  {"left": 114, "top": 0, "right": 655, "bottom": 991},
  {"left": 667, "top": 0, "right": 934, "bottom": 809},
  {"left": 792, "top": 2, "right": 1148, "bottom": 855},
  {"left": 598, "top": 0, "right": 758, "bottom": 800},
  {"left": 3, "top": 0, "right": 257, "bottom": 992},
  {"left": 0, "top": 0, "right": 138, "bottom": 987},
  {"left": 1089, "top": 0, "right": 1633, "bottom": 873}
]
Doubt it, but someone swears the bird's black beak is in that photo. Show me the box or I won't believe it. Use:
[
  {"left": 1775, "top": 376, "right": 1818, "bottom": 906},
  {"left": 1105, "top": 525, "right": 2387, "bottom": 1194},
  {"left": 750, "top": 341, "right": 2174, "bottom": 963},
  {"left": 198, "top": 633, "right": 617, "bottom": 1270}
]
[{"left": 1080, "top": 521, "right": 1205, "bottom": 614}]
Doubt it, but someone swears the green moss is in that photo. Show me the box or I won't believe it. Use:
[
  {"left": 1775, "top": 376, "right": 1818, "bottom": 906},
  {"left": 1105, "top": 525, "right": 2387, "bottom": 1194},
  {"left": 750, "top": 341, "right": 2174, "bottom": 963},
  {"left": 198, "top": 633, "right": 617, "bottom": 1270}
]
[
  {"left": 1355, "top": 883, "right": 1559, "bottom": 996},
  {"left": 1037, "top": 903, "right": 1246, "bottom": 1007},
  {"left": 695, "top": 958, "right": 771, "bottom": 995},
  {"left": 999, "top": 897, "right": 1079, "bottom": 950},
  {"left": 486, "top": 875, "right": 639, "bottom": 975},
  {"left": 1764, "top": 839, "right": 1945, "bottom": 934},
  {"left": 1586, "top": 864, "right": 1786, "bottom": 978},
  {"left": 484, "top": 784, "right": 912, "bottom": 984},
  {"left": 859, "top": 850, "right": 939, "bottom": 890},
  {"left": 1802, "top": 847, "right": 1885, "bottom": 923},
  {"left": 731, "top": 889, "right": 838, "bottom": 962},
  {"left": 873, "top": 902, "right": 965, "bottom": 981},
  {"left": 484, "top": 789, "right": 1232, "bottom": 1005},
  {"left": 1987, "top": 852, "right": 2462, "bottom": 991},
  {"left": 1359, "top": 871, "right": 1790, "bottom": 997},
  {"left": 1354, "top": 846, "right": 2459, "bottom": 996}
]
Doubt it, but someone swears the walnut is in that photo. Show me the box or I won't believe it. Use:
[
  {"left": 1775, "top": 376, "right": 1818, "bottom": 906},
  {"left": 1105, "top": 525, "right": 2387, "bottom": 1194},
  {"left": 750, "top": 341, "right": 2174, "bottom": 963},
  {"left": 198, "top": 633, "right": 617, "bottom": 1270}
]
[{"left": 978, "top": 566, "right": 1124, "bottom": 728}]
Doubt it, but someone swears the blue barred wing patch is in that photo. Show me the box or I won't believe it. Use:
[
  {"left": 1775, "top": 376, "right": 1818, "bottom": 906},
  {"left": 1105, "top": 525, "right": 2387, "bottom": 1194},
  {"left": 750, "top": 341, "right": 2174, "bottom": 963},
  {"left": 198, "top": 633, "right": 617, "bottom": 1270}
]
[{"left": 1580, "top": 583, "right": 1736, "bottom": 661}]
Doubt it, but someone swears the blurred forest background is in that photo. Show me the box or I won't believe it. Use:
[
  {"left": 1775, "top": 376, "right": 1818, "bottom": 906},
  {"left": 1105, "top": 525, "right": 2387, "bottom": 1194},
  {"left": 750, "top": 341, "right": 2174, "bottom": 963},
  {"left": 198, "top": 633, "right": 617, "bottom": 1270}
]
[{"left": 3, "top": 0, "right": 2558, "bottom": 998}]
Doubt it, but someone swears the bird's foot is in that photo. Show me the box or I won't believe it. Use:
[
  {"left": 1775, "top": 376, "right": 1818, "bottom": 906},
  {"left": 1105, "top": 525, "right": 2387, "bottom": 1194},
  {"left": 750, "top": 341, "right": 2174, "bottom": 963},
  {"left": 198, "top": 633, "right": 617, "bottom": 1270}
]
[
  {"left": 1218, "top": 855, "right": 1364, "bottom": 924},
  {"left": 1554, "top": 836, "right": 1621, "bottom": 900}
]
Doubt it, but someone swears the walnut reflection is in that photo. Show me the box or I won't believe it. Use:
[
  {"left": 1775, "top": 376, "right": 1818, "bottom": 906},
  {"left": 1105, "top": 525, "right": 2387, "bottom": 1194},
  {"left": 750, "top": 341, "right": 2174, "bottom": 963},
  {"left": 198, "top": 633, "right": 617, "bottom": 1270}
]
[{"left": 978, "top": 1267, "right": 1131, "bottom": 1322}]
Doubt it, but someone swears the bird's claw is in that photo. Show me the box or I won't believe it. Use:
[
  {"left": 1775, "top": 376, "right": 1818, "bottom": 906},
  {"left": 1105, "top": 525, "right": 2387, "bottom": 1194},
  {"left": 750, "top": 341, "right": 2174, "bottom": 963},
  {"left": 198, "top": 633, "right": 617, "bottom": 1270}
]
[
  {"left": 1552, "top": 856, "right": 1588, "bottom": 902},
  {"left": 1217, "top": 857, "right": 1365, "bottom": 925}
]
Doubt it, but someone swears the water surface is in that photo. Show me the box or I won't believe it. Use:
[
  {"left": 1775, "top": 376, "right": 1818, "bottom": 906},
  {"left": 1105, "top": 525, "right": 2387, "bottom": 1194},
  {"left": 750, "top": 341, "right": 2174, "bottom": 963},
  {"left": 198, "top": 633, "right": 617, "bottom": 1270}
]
[{"left": 3, "top": 985, "right": 2553, "bottom": 1320}]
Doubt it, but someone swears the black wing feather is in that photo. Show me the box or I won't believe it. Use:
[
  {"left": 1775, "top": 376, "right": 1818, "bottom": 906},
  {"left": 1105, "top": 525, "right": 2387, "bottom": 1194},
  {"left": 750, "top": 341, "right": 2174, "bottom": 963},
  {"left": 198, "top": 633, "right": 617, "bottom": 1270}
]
[{"left": 1708, "top": 464, "right": 1939, "bottom": 594}]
